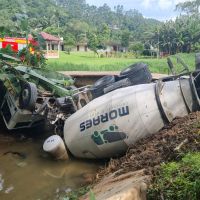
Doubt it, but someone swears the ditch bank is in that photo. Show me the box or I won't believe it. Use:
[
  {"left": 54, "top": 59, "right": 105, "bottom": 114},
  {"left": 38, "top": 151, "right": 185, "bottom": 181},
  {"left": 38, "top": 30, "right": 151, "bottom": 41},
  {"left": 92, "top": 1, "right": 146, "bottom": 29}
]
[
  {"left": 59, "top": 71, "right": 167, "bottom": 87},
  {"left": 81, "top": 111, "right": 200, "bottom": 200}
]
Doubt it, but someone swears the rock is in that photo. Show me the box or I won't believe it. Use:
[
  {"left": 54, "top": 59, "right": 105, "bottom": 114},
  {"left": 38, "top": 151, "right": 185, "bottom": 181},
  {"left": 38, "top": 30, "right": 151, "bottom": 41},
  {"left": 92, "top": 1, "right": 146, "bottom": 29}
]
[
  {"left": 105, "top": 183, "right": 147, "bottom": 200},
  {"left": 81, "top": 169, "right": 151, "bottom": 200},
  {"left": 5, "top": 185, "right": 14, "bottom": 194}
]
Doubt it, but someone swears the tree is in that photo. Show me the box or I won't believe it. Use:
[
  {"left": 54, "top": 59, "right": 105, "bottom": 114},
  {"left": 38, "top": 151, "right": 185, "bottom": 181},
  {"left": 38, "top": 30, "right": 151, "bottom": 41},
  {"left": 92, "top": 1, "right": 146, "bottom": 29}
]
[
  {"left": 64, "top": 33, "right": 76, "bottom": 54},
  {"left": 121, "top": 30, "right": 130, "bottom": 51},
  {"left": 97, "top": 23, "right": 111, "bottom": 48},
  {"left": 176, "top": 0, "right": 200, "bottom": 14},
  {"left": 0, "top": 0, "right": 161, "bottom": 54},
  {"left": 129, "top": 42, "right": 144, "bottom": 52},
  {"left": 129, "top": 42, "right": 144, "bottom": 57},
  {"left": 44, "top": 26, "right": 62, "bottom": 36},
  {"left": 87, "top": 32, "right": 99, "bottom": 56}
]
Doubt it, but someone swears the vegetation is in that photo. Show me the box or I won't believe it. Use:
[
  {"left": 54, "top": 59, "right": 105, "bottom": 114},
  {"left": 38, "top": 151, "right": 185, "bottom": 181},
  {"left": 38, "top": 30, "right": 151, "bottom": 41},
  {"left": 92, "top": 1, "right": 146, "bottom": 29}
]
[
  {"left": 1, "top": 0, "right": 200, "bottom": 57},
  {"left": 0, "top": 44, "right": 47, "bottom": 67},
  {"left": 1, "top": 2, "right": 200, "bottom": 200},
  {"left": 61, "top": 186, "right": 96, "bottom": 200},
  {"left": 0, "top": 0, "right": 160, "bottom": 53},
  {"left": 47, "top": 52, "right": 196, "bottom": 74},
  {"left": 18, "top": 44, "right": 47, "bottom": 67},
  {"left": 152, "top": 0, "right": 200, "bottom": 55},
  {"left": 148, "top": 153, "right": 200, "bottom": 200}
]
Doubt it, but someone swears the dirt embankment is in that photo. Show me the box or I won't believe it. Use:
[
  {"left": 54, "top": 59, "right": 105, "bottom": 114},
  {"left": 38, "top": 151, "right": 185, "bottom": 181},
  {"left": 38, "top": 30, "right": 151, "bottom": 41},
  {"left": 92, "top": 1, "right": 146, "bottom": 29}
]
[
  {"left": 95, "top": 111, "right": 200, "bottom": 182},
  {"left": 81, "top": 112, "right": 200, "bottom": 200}
]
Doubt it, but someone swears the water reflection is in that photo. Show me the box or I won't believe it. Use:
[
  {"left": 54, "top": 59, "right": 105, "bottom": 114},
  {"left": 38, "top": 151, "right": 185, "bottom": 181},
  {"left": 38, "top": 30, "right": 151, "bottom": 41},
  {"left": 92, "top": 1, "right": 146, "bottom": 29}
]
[{"left": 0, "top": 126, "right": 101, "bottom": 200}]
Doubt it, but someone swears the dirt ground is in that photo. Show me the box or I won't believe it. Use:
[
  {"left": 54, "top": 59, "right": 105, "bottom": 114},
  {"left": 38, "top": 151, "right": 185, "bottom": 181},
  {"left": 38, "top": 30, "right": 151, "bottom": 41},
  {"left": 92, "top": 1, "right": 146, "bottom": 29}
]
[{"left": 95, "top": 111, "right": 200, "bottom": 181}]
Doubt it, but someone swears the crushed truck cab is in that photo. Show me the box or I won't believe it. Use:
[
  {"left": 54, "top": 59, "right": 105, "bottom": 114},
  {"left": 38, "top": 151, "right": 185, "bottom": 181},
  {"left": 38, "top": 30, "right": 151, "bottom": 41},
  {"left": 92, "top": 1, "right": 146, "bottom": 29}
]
[{"left": 2, "top": 52, "right": 200, "bottom": 159}]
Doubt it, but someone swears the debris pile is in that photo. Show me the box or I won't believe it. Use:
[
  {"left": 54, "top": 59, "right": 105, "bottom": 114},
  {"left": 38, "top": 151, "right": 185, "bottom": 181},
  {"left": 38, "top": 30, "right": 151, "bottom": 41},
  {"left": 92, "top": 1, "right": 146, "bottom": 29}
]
[{"left": 96, "top": 111, "right": 200, "bottom": 181}]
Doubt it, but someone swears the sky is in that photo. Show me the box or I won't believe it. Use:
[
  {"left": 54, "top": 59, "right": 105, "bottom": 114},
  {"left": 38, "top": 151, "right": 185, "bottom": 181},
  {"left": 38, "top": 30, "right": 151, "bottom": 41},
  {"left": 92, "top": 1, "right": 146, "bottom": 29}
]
[{"left": 86, "top": 0, "right": 188, "bottom": 21}]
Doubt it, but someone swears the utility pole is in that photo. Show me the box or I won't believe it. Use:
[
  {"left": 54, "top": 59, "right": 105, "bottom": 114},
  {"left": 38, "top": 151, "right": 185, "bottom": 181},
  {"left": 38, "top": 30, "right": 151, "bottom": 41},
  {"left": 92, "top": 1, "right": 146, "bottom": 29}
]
[{"left": 157, "top": 29, "right": 160, "bottom": 59}]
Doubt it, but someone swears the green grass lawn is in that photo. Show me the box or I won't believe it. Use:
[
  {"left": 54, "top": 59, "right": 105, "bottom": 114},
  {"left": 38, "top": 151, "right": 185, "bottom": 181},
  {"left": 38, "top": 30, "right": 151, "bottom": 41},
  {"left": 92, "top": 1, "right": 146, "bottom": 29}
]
[{"left": 47, "top": 51, "right": 196, "bottom": 74}]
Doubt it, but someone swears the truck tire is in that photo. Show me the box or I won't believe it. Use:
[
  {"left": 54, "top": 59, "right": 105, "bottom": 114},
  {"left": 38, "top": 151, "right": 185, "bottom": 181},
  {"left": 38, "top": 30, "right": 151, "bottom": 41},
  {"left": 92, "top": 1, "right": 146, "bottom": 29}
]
[
  {"left": 93, "top": 75, "right": 115, "bottom": 88},
  {"left": 120, "top": 63, "right": 152, "bottom": 85},
  {"left": 19, "top": 82, "right": 37, "bottom": 110},
  {"left": 104, "top": 78, "right": 132, "bottom": 94},
  {"left": 91, "top": 75, "right": 115, "bottom": 98}
]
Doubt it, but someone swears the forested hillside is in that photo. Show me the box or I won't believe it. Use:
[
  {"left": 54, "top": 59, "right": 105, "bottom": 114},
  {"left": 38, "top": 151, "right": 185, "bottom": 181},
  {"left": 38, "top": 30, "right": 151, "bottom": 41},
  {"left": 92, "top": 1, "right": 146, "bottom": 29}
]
[
  {"left": 1, "top": 0, "right": 200, "bottom": 55},
  {"left": 0, "top": 0, "right": 160, "bottom": 50}
]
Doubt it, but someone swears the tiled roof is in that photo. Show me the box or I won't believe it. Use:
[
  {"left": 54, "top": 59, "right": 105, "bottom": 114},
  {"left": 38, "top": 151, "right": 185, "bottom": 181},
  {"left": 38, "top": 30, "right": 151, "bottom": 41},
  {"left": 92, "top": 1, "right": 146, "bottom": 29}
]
[{"left": 40, "top": 32, "right": 60, "bottom": 41}]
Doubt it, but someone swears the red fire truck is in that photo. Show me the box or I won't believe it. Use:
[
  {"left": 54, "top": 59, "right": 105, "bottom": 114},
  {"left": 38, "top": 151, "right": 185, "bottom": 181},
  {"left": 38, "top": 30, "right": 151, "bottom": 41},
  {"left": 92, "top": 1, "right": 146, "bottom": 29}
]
[{"left": 0, "top": 37, "right": 37, "bottom": 52}]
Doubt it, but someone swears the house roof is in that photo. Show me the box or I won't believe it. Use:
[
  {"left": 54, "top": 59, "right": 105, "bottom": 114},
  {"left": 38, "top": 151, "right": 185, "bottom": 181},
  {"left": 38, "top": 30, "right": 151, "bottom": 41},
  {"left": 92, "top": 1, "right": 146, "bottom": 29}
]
[{"left": 40, "top": 32, "right": 60, "bottom": 42}]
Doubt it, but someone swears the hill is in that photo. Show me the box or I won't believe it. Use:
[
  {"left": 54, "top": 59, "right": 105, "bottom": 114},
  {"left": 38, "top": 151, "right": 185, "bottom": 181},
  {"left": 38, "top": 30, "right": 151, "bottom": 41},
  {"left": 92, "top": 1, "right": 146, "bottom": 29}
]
[{"left": 0, "top": 0, "right": 161, "bottom": 47}]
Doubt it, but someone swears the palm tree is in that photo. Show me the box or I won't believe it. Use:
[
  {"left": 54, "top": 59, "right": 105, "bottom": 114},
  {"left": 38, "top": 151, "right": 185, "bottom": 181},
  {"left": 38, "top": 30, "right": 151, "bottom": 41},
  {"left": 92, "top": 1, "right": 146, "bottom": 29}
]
[{"left": 176, "top": 0, "right": 200, "bottom": 14}]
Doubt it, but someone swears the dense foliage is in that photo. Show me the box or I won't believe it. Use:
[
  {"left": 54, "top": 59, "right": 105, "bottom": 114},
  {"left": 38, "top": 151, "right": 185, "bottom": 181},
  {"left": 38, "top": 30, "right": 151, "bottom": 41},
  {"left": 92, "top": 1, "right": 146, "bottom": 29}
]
[
  {"left": 153, "top": 0, "right": 200, "bottom": 54},
  {"left": 1, "top": 0, "right": 200, "bottom": 55},
  {"left": 0, "top": 0, "right": 160, "bottom": 51},
  {"left": 148, "top": 153, "right": 200, "bottom": 200}
]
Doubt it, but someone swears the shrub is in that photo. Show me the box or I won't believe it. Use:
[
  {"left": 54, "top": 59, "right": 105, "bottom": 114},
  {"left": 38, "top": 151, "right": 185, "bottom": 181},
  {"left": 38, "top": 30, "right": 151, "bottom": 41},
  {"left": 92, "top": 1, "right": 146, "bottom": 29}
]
[{"left": 148, "top": 153, "right": 200, "bottom": 200}]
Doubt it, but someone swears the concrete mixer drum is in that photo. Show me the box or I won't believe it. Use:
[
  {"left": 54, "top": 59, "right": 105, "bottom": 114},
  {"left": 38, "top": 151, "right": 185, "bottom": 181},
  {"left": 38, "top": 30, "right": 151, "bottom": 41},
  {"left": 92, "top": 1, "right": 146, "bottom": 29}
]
[{"left": 64, "top": 72, "right": 200, "bottom": 159}]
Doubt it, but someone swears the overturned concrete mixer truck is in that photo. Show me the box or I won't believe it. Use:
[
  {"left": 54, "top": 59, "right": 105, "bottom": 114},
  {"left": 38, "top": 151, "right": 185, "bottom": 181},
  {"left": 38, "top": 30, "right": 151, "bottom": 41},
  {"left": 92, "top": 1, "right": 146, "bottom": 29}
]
[
  {"left": 63, "top": 56, "right": 200, "bottom": 159},
  {"left": 1, "top": 53, "right": 200, "bottom": 159}
]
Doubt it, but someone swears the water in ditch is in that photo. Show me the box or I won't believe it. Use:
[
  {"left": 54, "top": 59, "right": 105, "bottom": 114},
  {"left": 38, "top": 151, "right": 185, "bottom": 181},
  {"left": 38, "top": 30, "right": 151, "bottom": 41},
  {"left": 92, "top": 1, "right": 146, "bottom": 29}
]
[{"left": 0, "top": 125, "right": 101, "bottom": 200}]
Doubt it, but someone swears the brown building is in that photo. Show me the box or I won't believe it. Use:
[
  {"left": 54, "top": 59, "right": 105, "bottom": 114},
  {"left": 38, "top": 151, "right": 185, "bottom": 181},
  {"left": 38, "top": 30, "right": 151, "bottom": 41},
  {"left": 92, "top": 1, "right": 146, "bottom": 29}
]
[{"left": 40, "top": 32, "right": 61, "bottom": 58}]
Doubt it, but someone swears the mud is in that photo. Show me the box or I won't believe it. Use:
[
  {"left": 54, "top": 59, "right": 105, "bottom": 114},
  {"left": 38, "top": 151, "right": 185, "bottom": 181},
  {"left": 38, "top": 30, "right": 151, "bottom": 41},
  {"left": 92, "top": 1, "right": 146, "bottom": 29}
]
[
  {"left": 0, "top": 124, "right": 101, "bottom": 200},
  {"left": 96, "top": 112, "right": 200, "bottom": 181},
  {"left": 1, "top": 111, "right": 200, "bottom": 200}
]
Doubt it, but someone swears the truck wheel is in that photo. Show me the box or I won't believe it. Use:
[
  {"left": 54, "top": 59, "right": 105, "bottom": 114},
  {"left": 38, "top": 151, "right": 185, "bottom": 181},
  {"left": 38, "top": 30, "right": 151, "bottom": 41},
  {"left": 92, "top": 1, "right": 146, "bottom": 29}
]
[
  {"left": 104, "top": 78, "right": 132, "bottom": 94},
  {"left": 91, "top": 75, "right": 115, "bottom": 98},
  {"left": 120, "top": 63, "right": 144, "bottom": 76},
  {"left": 19, "top": 82, "right": 37, "bottom": 110},
  {"left": 93, "top": 75, "right": 115, "bottom": 88},
  {"left": 120, "top": 63, "right": 152, "bottom": 85}
]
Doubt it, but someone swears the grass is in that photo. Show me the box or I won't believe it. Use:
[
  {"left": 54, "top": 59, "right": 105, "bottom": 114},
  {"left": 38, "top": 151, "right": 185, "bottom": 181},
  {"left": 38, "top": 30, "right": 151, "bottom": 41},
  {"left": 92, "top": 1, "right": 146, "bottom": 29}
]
[
  {"left": 47, "top": 51, "right": 196, "bottom": 74},
  {"left": 58, "top": 186, "right": 95, "bottom": 200},
  {"left": 148, "top": 153, "right": 200, "bottom": 200}
]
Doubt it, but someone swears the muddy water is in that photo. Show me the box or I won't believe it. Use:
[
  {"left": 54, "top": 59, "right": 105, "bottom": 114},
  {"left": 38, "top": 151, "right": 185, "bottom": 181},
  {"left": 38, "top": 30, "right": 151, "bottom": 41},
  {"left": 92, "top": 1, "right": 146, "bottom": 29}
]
[{"left": 0, "top": 127, "right": 101, "bottom": 200}]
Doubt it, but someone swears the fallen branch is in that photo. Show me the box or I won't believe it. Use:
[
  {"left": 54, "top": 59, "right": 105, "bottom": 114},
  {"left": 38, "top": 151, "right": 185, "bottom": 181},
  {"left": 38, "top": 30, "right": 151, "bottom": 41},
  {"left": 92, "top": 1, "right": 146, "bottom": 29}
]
[{"left": 174, "top": 139, "right": 189, "bottom": 151}]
